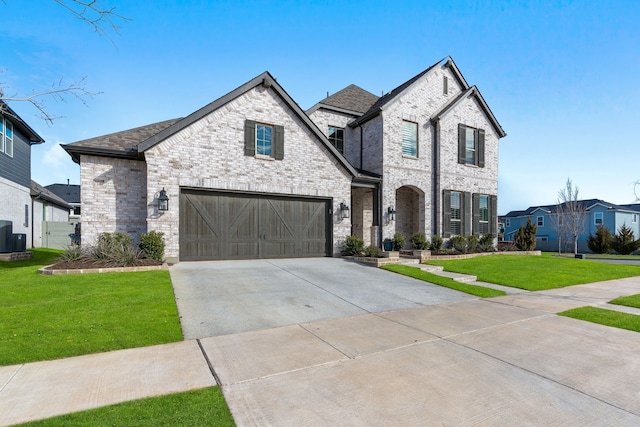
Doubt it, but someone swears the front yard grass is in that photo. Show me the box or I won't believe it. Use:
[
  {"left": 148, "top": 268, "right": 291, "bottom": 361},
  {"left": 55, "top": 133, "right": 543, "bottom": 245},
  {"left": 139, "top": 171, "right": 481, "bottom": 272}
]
[
  {"left": 610, "top": 293, "right": 640, "bottom": 308},
  {"left": 558, "top": 306, "right": 640, "bottom": 333},
  {"left": 16, "top": 386, "right": 235, "bottom": 427},
  {"left": 381, "top": 265, "right": 506, "bottom": 298},
  {"left": 427, "top": 253, "right": 640, "bottom": 291},
  {"left": 0, "top": 249, "right": 183, "bottom": 366}
]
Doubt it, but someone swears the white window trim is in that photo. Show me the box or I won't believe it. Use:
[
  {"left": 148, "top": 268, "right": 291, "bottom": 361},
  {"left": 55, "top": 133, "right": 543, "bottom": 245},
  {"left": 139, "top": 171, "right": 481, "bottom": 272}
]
[
  {"left": 633, "top": 214, "right": 638, "bottom": 224},
  {"left": 402, "top": 120, "right": 418, "bottom": 158},
  {"left": 255, "top": 123, "right": 273, "bottom": 158},
  {"left": 594, "top": 212, "right": 603, "bottom": 225},
  {"left": 537, "top": 216, "right": 544, "bottom": 227}
]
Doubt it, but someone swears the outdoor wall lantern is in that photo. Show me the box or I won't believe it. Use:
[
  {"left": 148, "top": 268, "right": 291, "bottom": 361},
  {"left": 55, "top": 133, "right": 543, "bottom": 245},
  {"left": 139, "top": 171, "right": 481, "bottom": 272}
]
[
  {"left": 339, "top": 202, "right": 350, "bottom": 219},
  {"left": 388, "top": 206, "right": 397, "bottom": 222},
  {"left": 158, "top": 188, "right": 169, "bottom": 211}
]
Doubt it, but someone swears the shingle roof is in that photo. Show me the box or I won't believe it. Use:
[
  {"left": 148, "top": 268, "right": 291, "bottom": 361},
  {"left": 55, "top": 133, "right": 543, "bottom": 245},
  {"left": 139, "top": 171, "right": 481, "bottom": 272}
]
[
  {"left": 319, "top": 84, "right": 379, "bottom": 114},
  {"left": 44, "top": 183, "right": 81, "bottom": 204},
  {"left": 504, "top": 199, "right": 639, "bottom": 218},
  {"left": 0, "top": 100, "right": 44, "bottom": 144},
  {"left": 31, "top": 181, "right": 72, "bottom": 210},
  {"left": 68, "top": 119, "right": 181, "bottom": 152},
  {"left": 350, "top": 59, "right": 444, "bottom": 127}
]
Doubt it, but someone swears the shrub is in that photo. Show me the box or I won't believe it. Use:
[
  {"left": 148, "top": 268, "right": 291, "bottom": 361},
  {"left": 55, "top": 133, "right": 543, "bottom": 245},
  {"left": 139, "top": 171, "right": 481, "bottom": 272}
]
[
  {"left": 108, "top": 243, "right": 143, "bottom": 266},
  {"left": 478, "top": 233, "right": 495, "bottom": 252},
  {"left": 392, "top": 232, "right": 406, "bottom": 251},
  {"left": 342, "top": 235, "right": 365, "bottom": 255},
  {"left": 139, "top": 231, "right": 166, "bottom": 261},
  {"left": 449, "top": 235, "right": 467, "bottom": 252},
  {"left": 466, "top": 235, "right": 479, "bottom": 253},
  {"left": 514, "top": 218, "right": 537, "bottom": 251},
  {"left": 363, "top": 245, "right": 383, "bottom": 258},
  {"left": 93, "top": 232, "right": 133, "bottom": 261},
  {"left": 611, "top": 224, "right": 640, "bottom": 255},
  {"left": 430, "top": 235, "right": 444, "bottom": 251},
  {"left": 588, "top": 225, "right": 612, "bottom": 254},
  {"left": 410, "top": 232, "right": 429, "bottom": 250},
  {"left": 58, "top": 244, "right": 84, "bottom": 262}
]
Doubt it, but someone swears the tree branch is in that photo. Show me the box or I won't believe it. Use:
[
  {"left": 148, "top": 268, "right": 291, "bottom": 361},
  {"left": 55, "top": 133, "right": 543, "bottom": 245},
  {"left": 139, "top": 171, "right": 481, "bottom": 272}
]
[
  {"left": 53, "top": 0, "right": 130, "bottom": 45},
  {"left": 0, "top": 77, "right": 100, "bottom": 125}
]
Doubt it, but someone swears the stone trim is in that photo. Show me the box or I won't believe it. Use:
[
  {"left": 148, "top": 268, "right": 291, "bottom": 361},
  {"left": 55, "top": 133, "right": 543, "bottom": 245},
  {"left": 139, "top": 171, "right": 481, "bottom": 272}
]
[{"left": 38, "top": 264, "right": 169, "bottom": 275}]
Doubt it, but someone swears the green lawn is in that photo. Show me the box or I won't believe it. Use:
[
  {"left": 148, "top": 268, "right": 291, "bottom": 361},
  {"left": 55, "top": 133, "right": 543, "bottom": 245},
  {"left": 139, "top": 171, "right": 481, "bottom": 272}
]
[
  {"left": 427, "top": 254, "right": 640, "bottom": 291},
  {"left": 381, "top": 265, "right": 506, "bottom": 298},
  {"left": 558, "top": 306, "right": 640, "bottom": 333},
  {"left": 610, "top": 294, "right": 640, "bottom": 308},
  {"left": 16, "top": 387, "right": 235, "bottom": 427},
  {"left": 0, "top": 249, "right": 183, "bottom": 365}
]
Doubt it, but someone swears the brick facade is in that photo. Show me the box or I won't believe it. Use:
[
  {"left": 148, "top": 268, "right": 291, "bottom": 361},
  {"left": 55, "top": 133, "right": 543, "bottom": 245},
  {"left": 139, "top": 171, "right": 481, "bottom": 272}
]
[{"left": 143, "top": 86, "right": 352, "bottom": 260}]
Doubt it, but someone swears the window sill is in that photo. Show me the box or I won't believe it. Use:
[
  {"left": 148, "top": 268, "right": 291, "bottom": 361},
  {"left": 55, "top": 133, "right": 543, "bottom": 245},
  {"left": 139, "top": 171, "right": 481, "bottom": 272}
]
[
  {"left": 402, "top": 155, "right": 419, "bottom": 160},
  {"left": 255, "top": 154, "right": 275, "bottom": 161}
]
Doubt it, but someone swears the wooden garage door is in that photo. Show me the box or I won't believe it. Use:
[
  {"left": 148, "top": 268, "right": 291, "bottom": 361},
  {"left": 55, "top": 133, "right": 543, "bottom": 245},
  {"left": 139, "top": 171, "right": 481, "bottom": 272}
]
[{"left": 179, "top": 190, "right": 331, "bottom": 261}]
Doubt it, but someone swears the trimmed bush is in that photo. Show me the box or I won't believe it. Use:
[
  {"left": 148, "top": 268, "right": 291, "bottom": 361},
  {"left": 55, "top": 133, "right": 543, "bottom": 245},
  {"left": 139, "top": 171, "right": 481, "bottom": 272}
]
[
  {"left": 139, "top": 231, "right": 166, "bottom": 261},
  {"left": 430, "top": 235, "right": 444, "bottom": 251},
  {"left": 449, "top": 235, "right": 467, "bottom": 252},
  {"left": 342, "top": 235, "right": 365, "bottom": 255},
  {"left": 478, "top": 233, "right": 495, "bottom": 252},
  {"left": 363, "top": 245, "right": 383, "bottom": 258},
  {"left": 466, "top": 235, "right": 479, "bottom": 253},
  {"left": 410, "top": 232, "right": 429, "bottom": 250},
  {"left": 392, "top": 232, "right": 406, "bottom": 251}
]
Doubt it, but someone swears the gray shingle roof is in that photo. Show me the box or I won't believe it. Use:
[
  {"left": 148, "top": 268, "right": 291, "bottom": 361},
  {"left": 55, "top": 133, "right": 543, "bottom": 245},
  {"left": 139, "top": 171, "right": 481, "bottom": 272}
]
[
  {"left": 504, "top": 199, "right": 640, "bottom": 218},
  {"left": 319, "top": 84, "right": 379, "bottom": 114},
  {"left": 31, "top": 181, "right": 72, "bottom": 209},
  {"left": 44, "top": 183, "right": 81, "bottom": 204}
]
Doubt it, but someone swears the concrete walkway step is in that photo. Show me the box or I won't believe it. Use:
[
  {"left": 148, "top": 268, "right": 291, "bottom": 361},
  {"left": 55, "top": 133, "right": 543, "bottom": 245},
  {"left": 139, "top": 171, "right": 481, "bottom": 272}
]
[{"left": 417, "top": 265, "right": 444, "bottom": 273}]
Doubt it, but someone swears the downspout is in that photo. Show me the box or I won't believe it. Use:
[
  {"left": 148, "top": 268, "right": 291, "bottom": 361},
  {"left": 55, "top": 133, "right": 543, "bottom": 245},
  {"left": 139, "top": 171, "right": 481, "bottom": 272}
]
[
  {"left": 432, "top": 119, "right": 441, "bottom": 236},
  {"left": 31, "top": 192, "right": 44, "bottom": 249},
  {"left": 359, "top": 125, "right": 363, "bottom": 170}
]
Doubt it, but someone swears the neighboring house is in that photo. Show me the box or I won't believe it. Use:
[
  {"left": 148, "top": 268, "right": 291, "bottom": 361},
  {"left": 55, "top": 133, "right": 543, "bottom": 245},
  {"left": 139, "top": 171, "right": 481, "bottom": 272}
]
[
  {"left": 45, "top": 182, "right": 81, "bottom": 220},
  {"left": 0, "top": 101, "right": 45, "bottom": 249},
  {"left": 63, "top": 56, "right": 506, "bottom": 262},
  {"left": 503, "top": 200, "right": 640, "bottom": 252},
  {"left": 30, "top": 180, "right": 73, "bottom": 248}
]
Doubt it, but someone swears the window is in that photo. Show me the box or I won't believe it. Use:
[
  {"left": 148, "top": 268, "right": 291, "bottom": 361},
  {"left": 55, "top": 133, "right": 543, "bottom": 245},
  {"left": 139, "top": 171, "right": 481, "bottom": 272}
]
[
  {"left": 0, "top": 116, "right": 12, "bottom": 157},
  {"left": 633, "top": 214, "right": 638, "bottom": 223},
  {"left": 537, "top": 216, "right": 544, "bottom": 227},
  {"left": 328, "top": 126, "right": 344, "bottom": 155},
  {"left": 244, "top": 120, "right": 284, "bottom": 160},
  {"left": 478, "top": 195, "right": 489, "bottom": 234},
  {"left": 505, "top": 219, "right": 510, "bottom": 227},
  {"left": 256, "top": 124, "right": 272, "bottom": 156},
  {"left": 594, "top": 212, "right": 603, "bottom": 225},
  {"left": 458, "top": 124, "right": 485, "bottom": 167},
  {"left": 402, "top": 121, "right": 417, "bottom": 157},
  {"left": 5, "top": 120, "right": 13, "bottom": 157},
  {"left": 0, "top": 118, "right": 4, "bottom": 153},
  {"left": 450, "top": 191, "right": 461, "bottom": 235},
  {"left": 443, "top": 76, "right": 448, "bottom": 95}
]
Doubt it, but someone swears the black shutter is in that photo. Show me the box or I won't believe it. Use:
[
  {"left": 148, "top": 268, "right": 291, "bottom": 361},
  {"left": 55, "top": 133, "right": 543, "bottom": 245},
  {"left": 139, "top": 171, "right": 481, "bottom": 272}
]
[
  {"left": 458, "top": 124, "right": 465, "bottom": 164},
  {"left": 274, "top": 125, "right": 284, "bottom": 160},
  {"left": 244, "top": 120, "right": 256, "bottom": 156},
  {"left": 443, "top": 190, "right": 451, "bottom": 237},
  {"left": 463, "top": 192, "right": 472, "bottom": 236},
  {"left": 490, "top": 195, "right": 498, "bottom": 234},
  {"left": 477, "top": 129, "right": 485, "bottom": 168},
  {"left": 472, "top": 193, "right": 480, "bottom": 236}
]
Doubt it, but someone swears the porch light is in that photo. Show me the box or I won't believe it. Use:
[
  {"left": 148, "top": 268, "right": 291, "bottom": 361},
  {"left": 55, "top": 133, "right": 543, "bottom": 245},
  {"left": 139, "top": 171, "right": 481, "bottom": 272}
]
[
  {"left": 388, "top": 206, "right": 396, "bottom": 222},
  {"left": 158, "top": 188, "right": 169, "bottom": 211},
  {"left": 339, "top": 202, "right": 350, "bottom": 219}
]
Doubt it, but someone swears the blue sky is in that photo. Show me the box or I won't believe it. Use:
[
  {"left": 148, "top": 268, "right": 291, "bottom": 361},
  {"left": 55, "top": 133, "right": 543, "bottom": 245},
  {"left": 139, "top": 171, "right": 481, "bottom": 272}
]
[{"left": 1, "top": 0, "right": 638, "bottom": 214}]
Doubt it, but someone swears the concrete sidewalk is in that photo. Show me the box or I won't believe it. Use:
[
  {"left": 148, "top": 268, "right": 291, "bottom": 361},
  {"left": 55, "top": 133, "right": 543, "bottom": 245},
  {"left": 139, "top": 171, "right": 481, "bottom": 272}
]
[{"left": 2, "top": 277, "right": 640, "bottom": 426}]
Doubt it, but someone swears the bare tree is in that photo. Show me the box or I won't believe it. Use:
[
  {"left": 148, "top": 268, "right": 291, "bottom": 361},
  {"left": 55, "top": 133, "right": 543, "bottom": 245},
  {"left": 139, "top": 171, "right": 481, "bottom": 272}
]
[
  {"left": 0, "top": 0, "right": 129, "bottom": 123},
  {"left": 556, "top": 178, "right": 588, "bottom": 255}
]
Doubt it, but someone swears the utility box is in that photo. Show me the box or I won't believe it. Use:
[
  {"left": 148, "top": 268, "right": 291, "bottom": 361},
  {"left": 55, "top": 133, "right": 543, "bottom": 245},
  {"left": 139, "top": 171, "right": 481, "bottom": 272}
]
[
  {"left": 0, "top": 220, "right": 13, "bottom": 253},
  {"left": 12, "top": 234, "right": 27, "bottom": 253}
]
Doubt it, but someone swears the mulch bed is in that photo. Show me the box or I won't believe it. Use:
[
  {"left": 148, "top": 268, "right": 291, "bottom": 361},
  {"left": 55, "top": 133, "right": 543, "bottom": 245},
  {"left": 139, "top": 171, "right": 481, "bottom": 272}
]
[{"left": 47, "top": 259, "right": 163, "bottom": 270}]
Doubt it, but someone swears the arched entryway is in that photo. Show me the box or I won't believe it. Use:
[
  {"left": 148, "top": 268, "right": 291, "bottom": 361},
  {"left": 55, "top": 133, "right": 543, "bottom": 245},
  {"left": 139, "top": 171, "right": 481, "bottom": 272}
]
[{"left": 394, "top": 186, "right": 425, "bottom": 248}]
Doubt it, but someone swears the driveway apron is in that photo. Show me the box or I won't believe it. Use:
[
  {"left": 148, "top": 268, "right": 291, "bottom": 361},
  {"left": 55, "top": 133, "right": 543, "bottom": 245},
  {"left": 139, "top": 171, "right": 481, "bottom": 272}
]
[{"left": 169, "top": 258, "right": 475, "bottom": 339}]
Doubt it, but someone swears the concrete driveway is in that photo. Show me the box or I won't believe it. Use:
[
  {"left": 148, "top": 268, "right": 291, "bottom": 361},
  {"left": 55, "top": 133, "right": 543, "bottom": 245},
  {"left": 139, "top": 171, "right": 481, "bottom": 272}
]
[{"left": 169, "top": 257, "right": 475, "bottom": 339}]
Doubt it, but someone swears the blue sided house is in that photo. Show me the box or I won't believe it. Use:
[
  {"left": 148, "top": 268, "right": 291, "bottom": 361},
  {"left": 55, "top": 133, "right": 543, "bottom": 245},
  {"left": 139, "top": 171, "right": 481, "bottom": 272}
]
[{"left": 503, "top": 199, "right": 640, "bottom": 253}]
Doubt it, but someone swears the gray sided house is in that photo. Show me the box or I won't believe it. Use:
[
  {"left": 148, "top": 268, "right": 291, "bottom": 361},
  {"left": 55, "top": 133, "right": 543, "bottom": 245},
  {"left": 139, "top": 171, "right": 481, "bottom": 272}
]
[
  {"left": 504, "top": 199, "right": 640, "bottom": 253},
  {"left": 0, "top": 101, "right": 47, "bottom": 249},
  {"left": 63, "top": 57, "right": 506, "bottom": 262}
]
